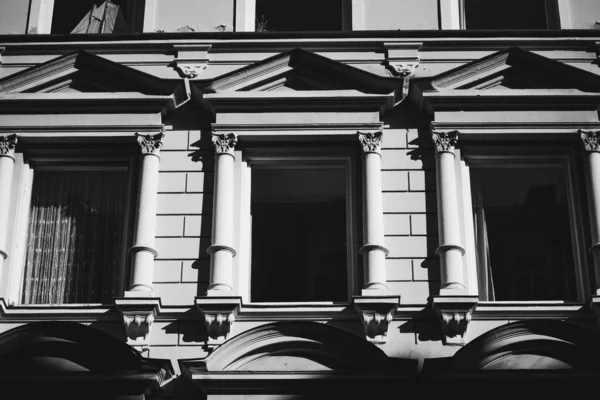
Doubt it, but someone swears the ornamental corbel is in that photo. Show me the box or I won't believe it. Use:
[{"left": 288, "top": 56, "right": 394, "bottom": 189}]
[
  {"left": 432, "top": 296, "right": 478, "bottom": 346},
  {"left": 387, "top": 62, "right": 419, "bottom": 77},
  {"left": 172, "top": 44, "right": 211, "bottom": 79},
  {"left": 383, "top": 42, "right": 421, "bottom": 77},
  {"left": 173, "top": 62, "right": 207, "bottom": 79},
  {"left": 353, "top": 296, "right": 400, "bottom": 344},
  {"left": 195, "top": 296, "right": 242, "bottom": 343},
  {"left": 114, "top": 298, "right": 162, "bottom": 351}
]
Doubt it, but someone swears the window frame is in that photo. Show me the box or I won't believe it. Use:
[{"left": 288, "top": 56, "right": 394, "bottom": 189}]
[
  {"left": 5, "top": 145, "right": 138, "bottom": 306},
  {"left": 458, "top": 0, "right": 560, "bottom": 30},
  {"left": 455, "top": 145, "right": 590, "bottom": 303},
  {"left": 232, "top": 148, "right": 359, "bottom": 305}
]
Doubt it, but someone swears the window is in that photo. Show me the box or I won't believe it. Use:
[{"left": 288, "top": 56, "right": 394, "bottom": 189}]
[
  {"left": 236, "top": 151, "right": 357, "bottom": 303},
  {"left": 462, "top": 0, "right": 559, "bottom": 29},
  {"left": 458, "top": 148, "right": 588, "bottom": 301},
  {"left": 50, "top": 0, "right": 145, "bottom": 34},
  {"left": 8, "top": 145, "right": 137, "bottom": 305},
  {"left": 255, "top": 0, "right": 349, "bottom": 32}
]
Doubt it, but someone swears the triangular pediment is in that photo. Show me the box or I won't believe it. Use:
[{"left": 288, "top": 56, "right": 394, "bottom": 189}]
[
  {"left": 206, "top": 49, "right": 397, "bottom": 94},
  {"left": 0, "top": 51, "right": 172, "bottom": 95},
  {"left": 425, "top": 47, "right": 600, "bottom": 92}
]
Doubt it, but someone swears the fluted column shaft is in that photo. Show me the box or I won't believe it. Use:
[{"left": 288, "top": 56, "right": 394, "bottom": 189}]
[
  {"left": 358, "top": 131, "right": 389, "bottom": 295},
  {"left": 580, "top": 130, "right": 600, "bottom": 295},
  {"left": 207, "top": 133, "right": 237, "bottom": 295},
  {"left": 432, "top": 130, "right": 466, "bottom": 294},
  {"left": 127, "top": 132, "right": 164, "bottom": 296},
  {"left": 0, "top": 135, "right": 17, "bottom": 272}
]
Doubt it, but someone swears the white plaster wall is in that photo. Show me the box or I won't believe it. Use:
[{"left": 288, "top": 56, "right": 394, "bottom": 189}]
[
  {"left": 0, "top": 0, "right": 30, "bottom": 34},
  {"left": 153, "top": 0, "right": 235, "bottom": 32},
  {"left": 559, "top": 0, "right": 600, "bottom": 29},
  {"left": 361, "top": 0, "right": 439, "bottom": 30}
]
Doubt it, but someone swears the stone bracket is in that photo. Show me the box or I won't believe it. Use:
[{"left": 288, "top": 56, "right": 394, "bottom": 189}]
[
  {"left": 114, "top": 297, "right": 162, "bottom": 350},
  {"left": 432, "top": 295, "right": 478, "bottom": 346},
  {"left": 195, "top": 296, "right": 242, "bottom": 343},
  {"left": 383, "top": 42, "right": 422, "bottom": 77},
  {"left": 353, "top": 296, "right": 400, "bottom": 344},
  {"left": 589, "top": 295, "right": 600, "bottom": 328},
  {"left": 172, "top": 44, "right": 211, "bottom": 78}
]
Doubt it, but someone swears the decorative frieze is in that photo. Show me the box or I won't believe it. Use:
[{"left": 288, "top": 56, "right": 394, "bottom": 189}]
[
  {"left": 136, "top": 131, "right": 165, "bottom": 156},
  {"left": 212, "top": 133, "right": 238, "bottom": 156},
  {"left": 354, "top": 296, "right": 400, "bottom": 344},
  {"left": 432, "top": 296, "right": 478, "bottom": 346},
  {"left": 431, "top": 130, "right": 459, "bottom": 153},
  {"left": 0, "top": 134, "right": 18, "bottom": 158},
  {"left": 196, "top": 297, "right": 242, "bottom": 342},
  {"left": 358, "top": 131, "right": 383, "bottom": 154},
  {"left": 579, "top": 129, "right": 600, "bottom": 152}
]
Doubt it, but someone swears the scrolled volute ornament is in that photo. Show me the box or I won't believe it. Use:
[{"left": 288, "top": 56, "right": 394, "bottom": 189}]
[
  {"left": 212, "top": 133, "right": 238, "bottom": 156},
  {"left": 579, "top": 129, "right": 600, "bottom": 152},
  {"left": 0, "top": 134, "right": 18, "bottom": 158},
  {"left": 432, "top": 130, "right": 459, "bottom": 153},
  {"left": 358, "top": 131, "right": 383, "bottom": 154},
  {"left": 136, "top": 131, "right": 165, "bottom": 156}
]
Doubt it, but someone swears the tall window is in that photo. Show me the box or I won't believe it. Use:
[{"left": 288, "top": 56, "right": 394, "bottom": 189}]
[
  {"left": 50, "top": 0, "right": 145, "bottom": 34},
  {"left": 250, "top": 165, "right": 349, "bottom": 302},
  {"left": 21, "top": 168, "right": 130, "bottom": 304},
  {"left": 463, "top": 0, "right": 559, "bottom": 30},
  {"left": 470, "top": 164, "right": 577, "bottom": 301}
]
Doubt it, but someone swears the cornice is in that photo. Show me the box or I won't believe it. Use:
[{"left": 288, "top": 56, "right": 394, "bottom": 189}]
[{"left": 430, "top": 122, "right": 600, "bottom": 139}]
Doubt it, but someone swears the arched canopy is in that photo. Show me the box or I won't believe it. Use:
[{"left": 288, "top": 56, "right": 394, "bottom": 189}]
[
  {"left": 453, "top": 320, "right": 600, "bottom": 371},
  {"left": 0, "top": 322, "right": 173, "bottom": 399},
  {"left": 180, "top": 322, "right": 409, "bottom": 397}
]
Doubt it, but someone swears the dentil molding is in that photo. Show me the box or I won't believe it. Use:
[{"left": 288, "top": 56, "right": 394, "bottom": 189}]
[
  {"left": 353, "top": 296, "right": 400, "bottom": 344},
  {"left": 432, "top": 295, "right": 478, "bottom": 346}
]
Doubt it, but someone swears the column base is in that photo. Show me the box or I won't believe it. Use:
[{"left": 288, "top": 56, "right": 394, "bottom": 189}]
[
  {"left": 353, "top": 295, "right": 400, "bottom": 344},
  {"left": 195, "top": 296, "right": 242, "bottom": 344},
  {"left": 114, "top": 297, "right": 162, "bottom": 352},
  {"left": 432, "top": 295, "right": 478, "bottom": 346}
]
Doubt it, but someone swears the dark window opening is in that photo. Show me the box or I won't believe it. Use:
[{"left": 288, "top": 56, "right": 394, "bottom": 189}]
[
  {"left": 51, "top": 0, "right": 145, "bottom": 34},
  {"left": 464, "top": 0, "right": 559, "bottom": 30},
  {"left": 251, "top": 167, "right": 348, "bottom": 302},
  {"left": 255, "top": 0, "right": 344, "bottom": 32},
  {"left": 471, "top": 166, "right": 577, "bottom": 301}
]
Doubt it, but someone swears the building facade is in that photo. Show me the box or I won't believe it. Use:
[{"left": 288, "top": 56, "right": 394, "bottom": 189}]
[{"left": 2, "top": 1, "right": 600, "bottom": 399}]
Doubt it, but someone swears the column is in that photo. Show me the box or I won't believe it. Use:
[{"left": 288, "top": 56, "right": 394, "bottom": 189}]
[
  {"left": 126, "top": 131, "right": 164, "bottom": 296},
  {"left": 0, "top": 134, "right": 17, "bottom": 272},
  {"left": 207, "top": 133, "right": 237, "bottom": 295},
  {"left": 432, "top": 130, "right": 466, "bottom": 294},
  {"left": 580, "top": 130, "right": 600, "bottom": 295},
  {"left": 358, "top": 131, "right": 389, "bottom": 295}
]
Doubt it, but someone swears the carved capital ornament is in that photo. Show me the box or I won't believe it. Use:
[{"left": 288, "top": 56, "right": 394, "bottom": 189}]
[
  {"left": 0, "top": 134, "right": 18, "bottom": 158},
  {"left": 212, "top": 133, "right": 237, "bottom": 156},
  {"left": 432, "top": 130, "right": 459, "bottom": 153},
  {"left": 136, "top": 131, "right": 165, "bottom": 156},
  {"left": 358, "top": 131, "right": 383, "bottom": 154},
  {"left": 579, "top": 129, "right": 600, "bottom": 152}
]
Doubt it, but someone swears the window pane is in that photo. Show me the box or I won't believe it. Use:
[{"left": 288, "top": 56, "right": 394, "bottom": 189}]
[
  {"left": 471, "top": 166, "right": 577, "bottom": 301},
  {"left": 51, "top": 0, "right": 133, "bottom": 34},
  {"left": 251, "top": 167, "right": 348, "bottom": 302},
  {"left": 464, "top": 0, "right": 550, "bottom": 29},
  {"left": 22, "top": 169, "right": 128, "bottom": 304},
  {"left": 255, "top": 0, "right": 343, "bottom": 32}
]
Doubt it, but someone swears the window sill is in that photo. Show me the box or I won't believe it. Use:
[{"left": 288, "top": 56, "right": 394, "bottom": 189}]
[
  {"left": 472, "top": 301, "right": 588, "bottom": 320},
  {"left": 237, "top": 302, "right": 355, "bottom": 321},
  {"left": 0, "top": 299, "right": 118, "bottom": 321}
]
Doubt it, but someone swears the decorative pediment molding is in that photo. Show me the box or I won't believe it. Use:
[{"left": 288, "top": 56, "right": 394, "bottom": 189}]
[
  {"left": 206, "top": 48, "right": 397, "bottom": 94},
  {"left": 0, "top": 50, "right": 173, "bottom": 95}
]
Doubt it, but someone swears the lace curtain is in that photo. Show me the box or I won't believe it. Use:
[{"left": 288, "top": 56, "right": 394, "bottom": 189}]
[{"left": 21, "top": 169, "right": 128, "bottom": 304}]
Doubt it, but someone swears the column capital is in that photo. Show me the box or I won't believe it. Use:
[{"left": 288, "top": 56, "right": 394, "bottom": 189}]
[
  {"left": 432, "top": 130, "right": 459, "bottom": 153},
  {"left": 136, "top": 131, "right": 165, "bottom": 156},
  {"left": 212, "top": 133, "right": 238, "bottom": 156},
  {"left": 358, "top": 131, "right": 383, "bottom": 154},
  {"left": 579, "top": 129, "right": 600, "bottom": 152},
  {"left": 0, "top": 134, "right": 18, "bottom": 159}
]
